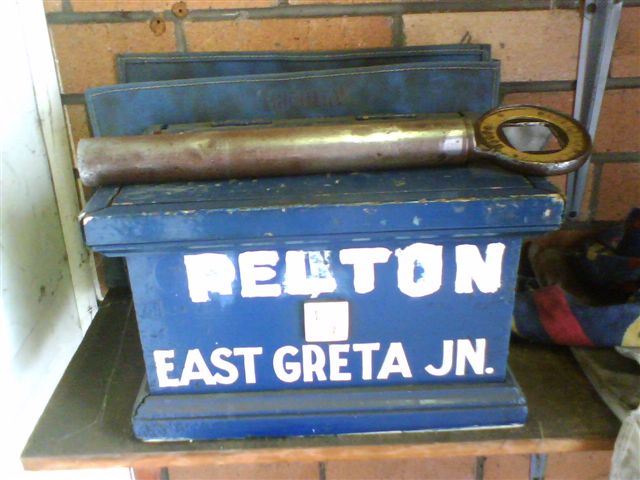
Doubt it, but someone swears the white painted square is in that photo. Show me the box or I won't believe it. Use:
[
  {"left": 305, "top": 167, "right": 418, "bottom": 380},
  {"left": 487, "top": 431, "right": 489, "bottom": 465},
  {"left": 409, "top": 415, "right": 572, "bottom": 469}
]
[{"left": 303, "top": 301, "right": 350, "bottom": 342}]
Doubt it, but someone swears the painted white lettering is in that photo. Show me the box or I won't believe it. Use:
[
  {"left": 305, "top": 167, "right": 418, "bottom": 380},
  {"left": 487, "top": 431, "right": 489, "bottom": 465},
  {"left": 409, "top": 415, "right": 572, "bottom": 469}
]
[
  {"left": 153, "top": 349, "right": 182, "bottom": 388},
  {"left": 339, "top": 248, "right": 392, "bottom": 294},
  {"left": 329, "top": 344, "right": 351, "bottom": 381},
  {"left": 284, "top": 250, "right": 337, "bottom": 297},
  {"left": 184, "top": 253, "right": 236, "bottom": 302},
  {"left": 377, "top": 342, "right": 412, "bottom": 379},
  {"left": 352, "top": 342, "right": 380, "bottom": 380},
  {"left": 455, "top": 243, "right": 505, "bottom": 294},
  {"left": 424, "top": 340, "right": 454, "bottom": 376},
  {"left": 180, "top": 349, "right": 216, "bottom": 386},
  {"left": 455, "top": 338, "right": 487, "bottom": 375},
  {"left": 302, "top": 344, "right": 327, "bottom": 382},
  {"left": 233, "top": 347, "right": 263, "bottom": 384},
  {"left": 273, "top": 345, "right": 301, "bottom": 383},
  {"left": 210, "top": 347, "right": 239, "bottom": 385},
  {"left": 395, "top": 243, "right": 443, "bottom": 297},
  {"left": 238, "top": 251, "right": 281, "bottom": 298}
]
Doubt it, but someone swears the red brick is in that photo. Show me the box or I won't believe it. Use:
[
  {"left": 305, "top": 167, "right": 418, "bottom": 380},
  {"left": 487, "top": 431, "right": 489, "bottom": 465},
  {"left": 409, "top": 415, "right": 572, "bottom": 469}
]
[
  {"left": 547, "top": 174, "right": 568, "bottom": 194},
  {"left": 595, "top": 89, "right": 640, "bottom": 153},
  {"left": 325, "top": 457, "right": 476, "bottom": 480},
  {"left": 611, "top": 7, "right": 640, "bottom": 78},
  {"left": 595, "top": 162, "right": 640, "bottom": 221},
  {"left": 546, "top": 450, "right": 612, "bottom": 479},
  {"left": 403, "top": 10, "right": 581, "bottom": 82},
  {"left": 43, "top": 0, "right": 63, "bottom": 12},
  {"left": 502, "top": 91, "right": 575, "bottom": 116},
  {"left": 64, "top": 105, "right": 91, "bottom": 161},
  {"left": 70, "top": 0, "right": 276, "bottom": 12},
  {"left": 185, "top": 17, "right": 393, "bottom": 52},
  {"left": 49, "top": 22, "right": 176, "bottom": 92},
  {"left": 131, "top": 468, "right": 164, "bottom": 480},
  {"left": 484, "top": 454, "right": 530, "bottom": 480},
  {"left": 169, "top": 462, "right": 319, "bottom": 480},
  {"left": 289, "top": 0, "right": 404, "bottom": 4}
]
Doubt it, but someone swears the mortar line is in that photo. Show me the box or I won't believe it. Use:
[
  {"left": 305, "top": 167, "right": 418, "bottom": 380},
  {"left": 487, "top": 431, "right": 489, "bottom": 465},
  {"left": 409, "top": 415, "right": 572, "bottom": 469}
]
[
  {"left": 591, "top": 152, "right": 640, "bottom": 163},
  {"left": 501, "top": 77, "right": 640, "bottom": 95},
  {"left": 391, "top": 14, "right": 405, "bottom": 47},
  {"left": 174, "top": 19, "right": 188, "bottom": 52},
  {"left": 475, "top": 456, "right": 487, "bottom": 480},
  {"left": 318, "top": 461, "right": 327, "bottom": 480},
  {"left": 46, "top": 0, "right": 602, "bottom": 24},
  {"left": 588, "top": 162, "right": 604, "bottom": 222}
]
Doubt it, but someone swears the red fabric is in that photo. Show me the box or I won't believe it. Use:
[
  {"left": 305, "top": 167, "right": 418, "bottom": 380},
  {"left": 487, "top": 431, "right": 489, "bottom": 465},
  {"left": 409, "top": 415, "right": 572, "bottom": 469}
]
[{"left": 533, "top": 285, "right": 595, "bottom": 347}]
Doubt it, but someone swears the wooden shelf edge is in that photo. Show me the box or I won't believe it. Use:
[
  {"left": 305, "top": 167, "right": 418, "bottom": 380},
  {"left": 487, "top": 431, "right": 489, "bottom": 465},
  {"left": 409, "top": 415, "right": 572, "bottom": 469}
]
[{"left": 22, "top": 436, "right": 616, "bottom": 471}]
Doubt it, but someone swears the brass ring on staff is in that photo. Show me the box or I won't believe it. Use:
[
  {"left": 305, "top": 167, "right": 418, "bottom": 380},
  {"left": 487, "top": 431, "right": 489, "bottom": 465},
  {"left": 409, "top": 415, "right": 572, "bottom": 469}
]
[{"left": 473, "top": 105, "right": 591, "bottom": 176}]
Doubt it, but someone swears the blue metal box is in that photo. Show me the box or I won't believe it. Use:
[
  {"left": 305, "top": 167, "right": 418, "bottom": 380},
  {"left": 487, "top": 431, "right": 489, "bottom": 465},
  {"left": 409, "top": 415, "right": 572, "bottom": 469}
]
[{"left": 82, "top": 166, "right": 563, "bottom": 441}]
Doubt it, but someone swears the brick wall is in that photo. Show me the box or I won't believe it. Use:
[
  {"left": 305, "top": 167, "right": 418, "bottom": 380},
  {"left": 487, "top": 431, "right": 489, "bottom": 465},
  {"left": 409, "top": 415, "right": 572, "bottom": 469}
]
[
  {"left": 45, "top": 0, "right": 639, "bottom": 224},
  {"left": 164, "top": 451, "right": 614, "bottom": 479}
]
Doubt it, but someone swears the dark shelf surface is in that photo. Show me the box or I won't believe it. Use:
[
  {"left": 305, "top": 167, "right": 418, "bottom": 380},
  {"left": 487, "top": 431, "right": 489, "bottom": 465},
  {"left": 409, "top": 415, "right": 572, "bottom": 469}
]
[{"left": 22, "top": 289, "right": 620, "bottom": 470}]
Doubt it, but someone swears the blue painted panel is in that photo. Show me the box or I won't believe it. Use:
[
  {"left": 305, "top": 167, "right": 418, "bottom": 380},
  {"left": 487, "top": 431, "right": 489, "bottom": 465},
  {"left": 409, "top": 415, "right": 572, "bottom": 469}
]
[
  {"left": 82, "top": 169, "right": 561, "bottom": 438},
  {"left": 86, "top": 60, "right": 499, "bottom": 137},
  {"left": 117, "top": 45, "right": 492, "bottom": 83},
  {"left": 133, "top": 369, "right": 527, "bottom": 440},
  {"left": 126, "top": 235, "right": 523, "bottom": 396},
  {"left": 83, "top": 166, "right": 562, "bottom": 412}
]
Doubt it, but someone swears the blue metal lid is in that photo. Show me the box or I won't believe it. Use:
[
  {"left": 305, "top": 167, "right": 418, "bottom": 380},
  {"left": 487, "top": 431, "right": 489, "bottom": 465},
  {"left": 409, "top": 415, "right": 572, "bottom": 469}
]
[{"left": 82, "top": 167, "right": 564, "bottom": 255}]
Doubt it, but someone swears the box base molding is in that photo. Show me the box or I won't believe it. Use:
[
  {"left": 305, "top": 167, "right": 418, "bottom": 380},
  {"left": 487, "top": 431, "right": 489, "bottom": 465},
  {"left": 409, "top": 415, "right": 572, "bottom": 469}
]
[{"left": 132, "top": 368, "right": 527, "bottom": 441}]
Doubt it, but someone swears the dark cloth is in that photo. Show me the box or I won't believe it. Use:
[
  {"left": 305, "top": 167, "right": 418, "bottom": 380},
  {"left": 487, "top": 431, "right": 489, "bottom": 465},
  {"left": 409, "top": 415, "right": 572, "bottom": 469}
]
[{"left": 514, "top": 208, "right": 640, "bottom": 347}]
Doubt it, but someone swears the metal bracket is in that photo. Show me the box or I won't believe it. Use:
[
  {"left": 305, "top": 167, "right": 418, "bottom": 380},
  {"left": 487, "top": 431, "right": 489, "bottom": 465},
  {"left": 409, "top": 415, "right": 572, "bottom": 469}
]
[{"left": 566, "top": 0, "right": 624, "bottom": 219}]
